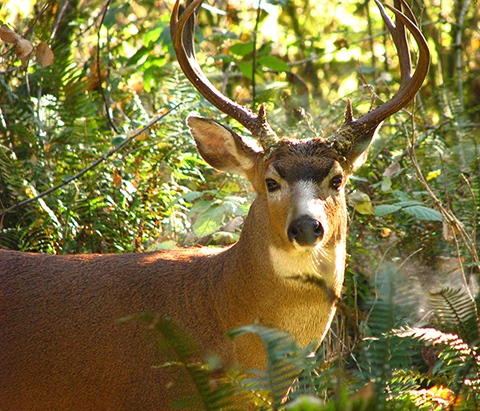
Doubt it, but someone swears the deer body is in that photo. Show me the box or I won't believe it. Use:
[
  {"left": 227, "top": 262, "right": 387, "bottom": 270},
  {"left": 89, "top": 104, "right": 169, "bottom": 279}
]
[
  {"left": 1, "top": 119, "right": 349, "bottom": 410},
  {"left": 0, "top": 0, "right": 429, "bottom": 409}
]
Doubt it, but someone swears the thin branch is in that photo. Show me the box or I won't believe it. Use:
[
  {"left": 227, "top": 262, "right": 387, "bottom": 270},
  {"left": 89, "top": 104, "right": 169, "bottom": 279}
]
[
  {"left": 251, "top": 0, "right": 262, "bottom": 107},
  {"left": 96, "top": 0, "right": 120, "bottom": 133},
  {"left": 0, "top": 104, "right": 182, "bottom": 221},
  {"left": 23, "top": 2, "right": 53, "bottom": 39},
  {"left": 51, "top": 0, "right": 71, "bottom": 40},
  {"left": 454, "top": 0, "right": 471, "bottom": 110}
]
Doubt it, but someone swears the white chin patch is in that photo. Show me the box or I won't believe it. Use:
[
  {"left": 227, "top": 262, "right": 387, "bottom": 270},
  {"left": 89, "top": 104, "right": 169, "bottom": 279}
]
[
  {"left": 291, "top": 241, "right": 319, "bottom": 253},
  {"left": 269, "top": 243, "right": 328, "bottom": 277}
]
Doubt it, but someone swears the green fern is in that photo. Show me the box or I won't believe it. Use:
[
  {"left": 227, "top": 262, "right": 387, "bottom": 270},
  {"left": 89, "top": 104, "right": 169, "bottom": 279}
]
[
  {"left": 427, "top": 287, "right": 479, "bottom": 347},
  {"left": 230, "top": 325, "right": 317, "bottom": 408},
  {"left": 390, "top": 287, "right": 480, "bottom": 406}
]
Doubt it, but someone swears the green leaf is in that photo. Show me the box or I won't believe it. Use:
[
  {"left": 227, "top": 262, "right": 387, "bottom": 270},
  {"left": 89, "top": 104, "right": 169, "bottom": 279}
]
[
  {"left": 394, "top": 200, "right": 423, "bottom": 207},
  {"left": 229, "top": 41, "right": 254, "bottom": 57},
  {"left": 111, "top": 136, "right": 127, "bottom": 146},
  {"left": 188, "top": 200, "right": 216, "bottom": 218},
  {"left": 223, "top": 196, "right": 248, "bottom": 216},
  {"left": 148, "top": 240, "right": 177, "bottom": 251},
  {"left": 381, "top": 177, "right": 392, "bottom": 192},
  {"left": 257, "top": 55, "right": 290, "bottom": 72},
  {"left": 373, "top": 204, "right": 401, "bottom": 217},
  {"left": 143, "top": 26, "right": 163, "bottom": 47},
  {"left": 237, "top": 62, "right": 253, "bottom": 80},
  {"left": 402, "top": 206, "right": 442, "bottom": 221}
]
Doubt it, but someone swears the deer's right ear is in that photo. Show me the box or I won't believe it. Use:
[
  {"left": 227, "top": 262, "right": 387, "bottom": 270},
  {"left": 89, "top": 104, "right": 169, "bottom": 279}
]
[{"left": 187, "top": 115, "right": 262, "bottom": 177}]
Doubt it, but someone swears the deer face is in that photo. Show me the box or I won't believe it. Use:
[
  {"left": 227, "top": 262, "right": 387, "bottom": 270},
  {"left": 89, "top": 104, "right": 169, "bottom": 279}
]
[{"left": 262, "top": 139, "right": 348, "bottom": 254}]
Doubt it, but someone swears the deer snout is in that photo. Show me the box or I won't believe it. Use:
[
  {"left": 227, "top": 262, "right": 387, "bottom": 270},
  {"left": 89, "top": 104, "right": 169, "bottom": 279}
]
[{"left": 287, "top": 216, "right": 324, "bottom": 247}]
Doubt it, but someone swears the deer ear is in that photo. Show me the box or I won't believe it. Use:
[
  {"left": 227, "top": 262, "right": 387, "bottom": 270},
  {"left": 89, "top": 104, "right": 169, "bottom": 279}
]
[{"left": 187, "top": 115, "right": 262, "bottom": 177}]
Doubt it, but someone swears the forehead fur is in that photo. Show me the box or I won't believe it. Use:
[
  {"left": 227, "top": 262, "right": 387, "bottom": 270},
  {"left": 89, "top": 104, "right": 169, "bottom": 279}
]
[{"left": 267, "top": 138, "right": 342, "bottom": 184}]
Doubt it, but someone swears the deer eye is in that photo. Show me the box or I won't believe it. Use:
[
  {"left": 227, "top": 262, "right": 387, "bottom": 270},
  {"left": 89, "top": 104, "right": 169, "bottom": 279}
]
[
  {"left": 265, "top": 178, "right": 280, "bottom": 192},
  {"left": 330, "top": 175, "right": 343, "bottom": 190}
]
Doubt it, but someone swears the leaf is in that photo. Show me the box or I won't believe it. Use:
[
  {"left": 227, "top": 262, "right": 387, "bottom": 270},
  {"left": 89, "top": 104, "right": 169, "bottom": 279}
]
[
  {"left": 381, "top": 177, "right": 392, "bottom": 192},
  {"left": 148, "top": 240, "right": 177, "bottom": 251},
  {"left": 0, "top": 25, "right": 19, "bottom": 43},
  {"left": 192, "top": 205, "right": 225, "bottom": 236},
  {"left": 355, "top": 201, "right": 374, "bottom": 215},
  {"left": 14, "top": 38, "right": 34, "bottom": 69},
  {"left": 36, "top": 42, "right": 54, "bottom": 68},
  {"left": 143, "top": 26, "right": 163, "bottom": 47},
  {"left": 229, "top": 41, "right": 254, "bottom": 56},
  {"left": 113, "top": 168, "right": 122, "bottom": 188},
  {"left": 15, "top": 38, "right": 34, "bottom": 59},
  {"left": 394, "top": 200, "right": 423, "bottom": 207},
  {"left": 374, "top": 204, "right": 401, "bottom": 216},
  {"left": 383, "top": 161, "right": 401, "bottom": 179},
  {"left": 257, "top": 55, "right": 290, "bottom": 72},
  {"left": 350, "top": 191, "right": 374, "bottom": 215},
  {"left": 223, "top": 197, "right": 248, "bottom": 216},
  {"left": 402, "top": 205, "right": 442, "bottom": 221}
]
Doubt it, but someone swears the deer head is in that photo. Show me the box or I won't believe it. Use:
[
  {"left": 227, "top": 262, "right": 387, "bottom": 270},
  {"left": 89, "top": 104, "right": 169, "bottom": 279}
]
[{"left": 170, "top": 0, "right": 429, "bottom": 261}]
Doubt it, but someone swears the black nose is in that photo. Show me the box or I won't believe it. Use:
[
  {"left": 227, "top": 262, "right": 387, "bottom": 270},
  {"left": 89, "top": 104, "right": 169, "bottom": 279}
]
[{"left": 287, "top": 216, "right": 324, "bottom": 247}]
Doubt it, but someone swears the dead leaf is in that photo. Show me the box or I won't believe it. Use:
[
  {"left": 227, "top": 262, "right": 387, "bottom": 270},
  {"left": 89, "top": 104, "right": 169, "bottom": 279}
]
[
  {"left": 113, "top": 168, "right": 122, "bottom": 188},
  {"left": 15, "top": 38, "right": 33, "bottom": 58},
  {"left": 383, "top": 160, "right": 401, "bottom": 179},
  {"left": 36, "top": 42, "right": 54, "bottom": 68},
  {"left": 15, "top": 38, "right": 34, "bottom": 69},
  {"left": 442, "top": 218, "right": 454, "bottom": 244},
  {"left": 380, "top": 227, "right": 392, "bottom": 237},
  {"left": 0, "top": 25, "right": 19, "bottom": 43}
]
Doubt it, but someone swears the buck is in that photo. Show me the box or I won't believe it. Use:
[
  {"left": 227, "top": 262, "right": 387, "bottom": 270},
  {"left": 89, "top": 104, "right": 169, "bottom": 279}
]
[{"left": 0, "top": 0, "right": 429, "bottom": 409}]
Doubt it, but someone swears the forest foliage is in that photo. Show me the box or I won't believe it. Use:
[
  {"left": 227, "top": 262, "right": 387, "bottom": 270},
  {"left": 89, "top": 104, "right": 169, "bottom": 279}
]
[{"left": 0, "top": 0, "right": 479, "bottom": 409}]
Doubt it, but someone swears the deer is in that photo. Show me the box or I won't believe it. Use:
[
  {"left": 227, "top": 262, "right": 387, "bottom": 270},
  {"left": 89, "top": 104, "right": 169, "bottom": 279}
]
[{"left": 0, "top": 0, "right": 429, "bottom": 409}]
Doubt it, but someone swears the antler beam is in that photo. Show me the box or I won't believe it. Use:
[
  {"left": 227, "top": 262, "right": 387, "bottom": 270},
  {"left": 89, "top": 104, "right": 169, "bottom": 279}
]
[{"left": 170, "top": 0, "right": 278, "bottom": 148}]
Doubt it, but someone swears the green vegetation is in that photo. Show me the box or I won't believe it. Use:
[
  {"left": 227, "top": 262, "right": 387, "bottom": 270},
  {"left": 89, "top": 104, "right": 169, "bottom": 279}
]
[{"left": 1, "top": 0, "right": 478, "bottom": 409}]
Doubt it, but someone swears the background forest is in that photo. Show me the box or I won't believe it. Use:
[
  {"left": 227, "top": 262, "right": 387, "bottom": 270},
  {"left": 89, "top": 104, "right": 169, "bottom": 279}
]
[{"left": 0, "top": 0, "right": 479, "bottom": 409}]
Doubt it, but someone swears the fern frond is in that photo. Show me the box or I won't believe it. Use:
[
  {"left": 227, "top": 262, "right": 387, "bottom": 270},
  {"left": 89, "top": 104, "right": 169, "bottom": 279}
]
[
  {"left": 428, "top": 287, "right": 479, "bottom": 346},
  {"left": 230, "top": 325, "right": 317, "bottom": 407}
]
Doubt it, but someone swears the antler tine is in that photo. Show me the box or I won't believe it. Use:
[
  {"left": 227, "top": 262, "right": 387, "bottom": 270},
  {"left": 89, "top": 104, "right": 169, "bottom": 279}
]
[
  {"left": 331, "top": 0, "right": 430, "bottom": 156},
  {"left": 170, "top": 0, "right": 278, "bottom": 148}
]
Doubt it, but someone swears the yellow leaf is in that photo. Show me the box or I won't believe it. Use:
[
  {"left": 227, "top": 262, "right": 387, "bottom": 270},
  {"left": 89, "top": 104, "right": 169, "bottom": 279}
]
[
  {"left": 349, "top": 190, "right": 374, "bottom": 215},
  {"left": 355, "top": 201, "right": 374, "bottom": 215}
]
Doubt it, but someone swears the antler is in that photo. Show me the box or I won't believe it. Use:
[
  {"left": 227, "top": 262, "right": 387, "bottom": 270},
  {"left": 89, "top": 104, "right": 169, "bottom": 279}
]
[
  {"left": 170, "top": 0, "right": 279, "bottom": 149},
  {"left": 329, "top": 0, "right": 430, "bottom": 158}
]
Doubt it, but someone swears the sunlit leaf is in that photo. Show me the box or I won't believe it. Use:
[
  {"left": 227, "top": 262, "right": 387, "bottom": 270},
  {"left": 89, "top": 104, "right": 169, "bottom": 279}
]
[
  {"left": 192, "top": 205, "right": 225, "bottom": 236},
  {"left": 229, "top": 41, "right": 254, "bottom": 56}
]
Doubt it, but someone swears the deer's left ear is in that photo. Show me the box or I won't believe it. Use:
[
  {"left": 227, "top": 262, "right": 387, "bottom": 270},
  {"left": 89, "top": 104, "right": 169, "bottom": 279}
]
[{"left": 187, "top": 116, "right": 263, "bottom": 178}]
